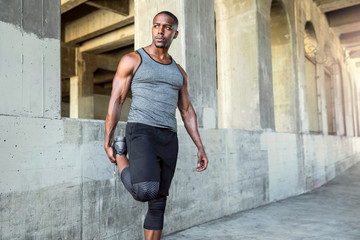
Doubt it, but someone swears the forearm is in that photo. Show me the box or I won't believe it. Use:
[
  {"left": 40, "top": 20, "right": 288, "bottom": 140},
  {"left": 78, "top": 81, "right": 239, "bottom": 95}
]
[
  {"left": 104, "top": 100, "right": 122, "bottom": 147},
  {"left": 182, "top": 105, "right": 204, "bottom": 151}
]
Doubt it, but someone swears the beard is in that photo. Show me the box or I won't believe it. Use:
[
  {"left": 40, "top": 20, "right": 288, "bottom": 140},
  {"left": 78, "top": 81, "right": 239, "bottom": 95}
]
[{"left": 154, "top": 42, "right": 166, "bottom": 48}]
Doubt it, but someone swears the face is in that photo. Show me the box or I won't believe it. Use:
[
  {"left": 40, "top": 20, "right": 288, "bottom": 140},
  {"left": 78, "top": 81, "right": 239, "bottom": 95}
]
[{"left": 152, "top": 14, "right": 178, "bottom": 49}]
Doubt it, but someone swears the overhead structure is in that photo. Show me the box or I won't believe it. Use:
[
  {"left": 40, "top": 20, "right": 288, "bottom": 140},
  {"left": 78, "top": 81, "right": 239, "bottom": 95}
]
[
  {"left": 314, "top": 0, "right": 360, "bottom": 63},
  {"left": 61, "top": 0, "right": 134, "bottom": 119}
]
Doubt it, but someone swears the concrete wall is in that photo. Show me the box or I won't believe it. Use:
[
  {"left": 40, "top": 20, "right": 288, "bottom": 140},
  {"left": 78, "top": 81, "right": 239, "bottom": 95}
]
[
  {"left": 270, "top": 0, "right": 297, "bottom": 133},
  {"left": 1, "top": 115, "right": 359, "bottom": 239},
  {"left": 0, "top": 0, "right": 60, "bottom": 119},
  {"left": 215, "top": 0, "right": 263, "bottom": 130},
  {"left": 1, "top": 0, "right": 360, "bottom": 239}
]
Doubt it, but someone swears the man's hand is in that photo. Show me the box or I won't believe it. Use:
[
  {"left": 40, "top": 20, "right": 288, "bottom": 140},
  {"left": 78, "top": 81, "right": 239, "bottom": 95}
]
[
  {"left": 196, "top": 148, "right": 208, "bottom": 172},
  {"left": 104, "top": 144, "right": 116, "bottom": 164}
]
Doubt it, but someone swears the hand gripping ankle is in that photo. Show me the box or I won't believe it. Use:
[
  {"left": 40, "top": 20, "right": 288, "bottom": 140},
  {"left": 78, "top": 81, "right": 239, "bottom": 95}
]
[{"left": 112, "top": 136, "right": 127, "bottom": 161}]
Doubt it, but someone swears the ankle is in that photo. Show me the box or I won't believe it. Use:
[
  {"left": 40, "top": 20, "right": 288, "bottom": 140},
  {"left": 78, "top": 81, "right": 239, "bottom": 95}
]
[{"left": 116, "top": 154, "right": 129, "bottom": 173}]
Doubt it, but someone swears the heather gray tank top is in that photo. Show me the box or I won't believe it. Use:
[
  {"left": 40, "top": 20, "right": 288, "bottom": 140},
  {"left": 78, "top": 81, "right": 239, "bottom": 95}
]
[{"left": 127, "top": 48, "right": 184, "bottom": 132}]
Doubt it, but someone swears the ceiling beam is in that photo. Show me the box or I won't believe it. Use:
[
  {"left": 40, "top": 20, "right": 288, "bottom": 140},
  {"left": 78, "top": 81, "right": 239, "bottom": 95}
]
[
  {"left": 349, "top": 50, "right": 360, "bottom": 58},
  {"left": 345, "top": 45, "right": 360, "bottom": 52},
  {"left": 327, "top": 4, "right": 360, "bottom": 27},
  {"left": 314, "top": 0, "right": 360, "bottom": 13},
  {"left": 340, "top": 31, "right": 360, "bottom": 46},
  {"left": 332, "top": 22, "right": 360, "bottom": 36},
  {"left": 64, "top": 5, "right": 134, "bottom": 45},
  {"left": 86, "top": 0, "right": 129, "bottom": 16},
  {"left": 79, "top": 24, "right": 134, "bottom": 53},
  {"left": 61, "top": 0, "right": 88, "bottom": 14}
]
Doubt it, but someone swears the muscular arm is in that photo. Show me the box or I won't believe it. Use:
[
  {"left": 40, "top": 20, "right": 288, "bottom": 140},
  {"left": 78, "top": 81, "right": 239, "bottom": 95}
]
[
  {"left": 104, "top": 53, "right": 139, "bottom": 163},
  {"left": 177, "top": 65, "right": 208, "bottom": 172}
]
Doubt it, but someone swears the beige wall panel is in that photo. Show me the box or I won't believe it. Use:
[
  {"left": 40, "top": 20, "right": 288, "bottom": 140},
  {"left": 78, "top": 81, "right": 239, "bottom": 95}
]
[
  {"left": 272, "top": 43, "right": 296, "bottom": 132},
  {"left": 215, "top": 0, "right": 260, "bottom": 130},
  {"left": 324, "top": 72, "right": 335, "bottom": 134},
  {"left": 304, "top": 57, "right": 320, "bottom": 132}
]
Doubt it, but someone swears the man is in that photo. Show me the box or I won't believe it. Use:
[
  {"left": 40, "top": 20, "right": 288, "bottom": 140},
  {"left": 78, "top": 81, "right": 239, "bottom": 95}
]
[{"left": 104, "top": 11, "right": 208, "bottom": 240}]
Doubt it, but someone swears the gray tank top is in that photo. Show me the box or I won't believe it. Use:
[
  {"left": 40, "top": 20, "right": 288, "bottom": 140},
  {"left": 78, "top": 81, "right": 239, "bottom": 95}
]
[{"left": 127, "top": 48, "right": 184, "bottom": 132}]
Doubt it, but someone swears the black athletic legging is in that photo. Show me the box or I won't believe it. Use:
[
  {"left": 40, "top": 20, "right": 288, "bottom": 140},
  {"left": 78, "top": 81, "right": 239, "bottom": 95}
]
[
  {"left": 121, "top": 123, "right": 178, "bottom": 230},
  {"left": 121, "top": 166, "right": 166, "bottom": 230}
]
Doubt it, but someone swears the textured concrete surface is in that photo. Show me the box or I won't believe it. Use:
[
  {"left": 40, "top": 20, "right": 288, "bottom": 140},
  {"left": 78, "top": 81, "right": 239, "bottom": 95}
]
[
  {"left": 1, "top": 114, "right": 359, "bottom": 239},
  {"left": 184, "top": 0, "right": 217, "bottom": 129},
  {"left": 0, "top": 0, "right": 60, "bottom": 39},
  {"left": 1, "top": 0, "right": 360, "bottom": 239},
  {"left": 0, "top": 4, "right": 60, "bottom": 119},
  {"left": 163, "top": 162, "right": 360, "bottom": 240}
]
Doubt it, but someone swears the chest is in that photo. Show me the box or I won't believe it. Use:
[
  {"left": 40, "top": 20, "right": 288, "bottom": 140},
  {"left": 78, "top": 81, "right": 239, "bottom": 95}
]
[{"left": 132, "top": 61, "right": 183, "bottom": 90}]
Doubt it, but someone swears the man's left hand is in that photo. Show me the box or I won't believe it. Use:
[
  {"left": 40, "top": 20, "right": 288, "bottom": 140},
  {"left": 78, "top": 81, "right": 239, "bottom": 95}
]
[{"left": 196, "top": 148, "right": 208, "bottom": 172}]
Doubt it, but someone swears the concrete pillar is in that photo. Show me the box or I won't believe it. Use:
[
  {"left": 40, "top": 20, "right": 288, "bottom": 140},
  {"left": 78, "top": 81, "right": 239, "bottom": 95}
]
[
  {"left": 257, "top": 0, "right": 276, "bottom": 130},
  {"left": 183, "top": 0, "right": 217, "bottom": 129},
  {"left": 215, "top": 0, "right": 274, "bottom": 130},
  {"left": 333, "top": 63, "right": 346, "bottom": 136},
  {"left": 135, "top": 0, "right": 217, "bottom": 129},
  {"left": 270, "top": 0, "right": 297, "bottom": 133},
  {"left": 0, "top": 0, "right": 60, "bottom": 118},
  {"left": 343, "top": 62, "right": 355, "bottom": 136},
  {"left": 70, "top": 76, "right": 79, "bottom": 118},
  {"left": 70, "top": 49, "right": 96, "bottom": 119},
  {"left": 317, "top": 63, "right": 326, "bottom": 134}
]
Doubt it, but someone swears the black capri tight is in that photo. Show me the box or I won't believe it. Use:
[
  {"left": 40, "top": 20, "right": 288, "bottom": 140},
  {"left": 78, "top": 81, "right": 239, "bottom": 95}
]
[
  {"left": 121, "top": 167, "right": 167, "bottom": 230},
  {"left": 120, "top": 123, "right": 179, "bottom": 230}
]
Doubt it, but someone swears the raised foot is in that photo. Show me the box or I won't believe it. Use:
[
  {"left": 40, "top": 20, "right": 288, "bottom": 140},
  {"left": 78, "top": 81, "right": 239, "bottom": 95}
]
[{"left": 112, "top": 136, "right": 127, "bottom": 161}]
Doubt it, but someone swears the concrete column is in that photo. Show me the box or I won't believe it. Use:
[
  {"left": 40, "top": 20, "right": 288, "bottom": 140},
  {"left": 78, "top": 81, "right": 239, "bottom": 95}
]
[
  {"left": 0, "top": 0, "right": 61, "bottom": 118},
  {"left": 333, "top": 63, "right": 345, "bottom": 135},
  {"left": 343, "top": 62, "right": 355, "bottom": 136},
  {"left": 216, "top": 0, "right": 270, "bottom": 130},
  {"left": 183, "top": 0, "right": 217, "bottom": 129},
  {"left": 317, "top": 63, "right": 327, "bottom": 134},
  {"left": 349, "top": 67, "right": 359, "bottom": 136},
  {"left": 70, "top": 49, "right": 96, "bottom": 119},
  {"left": 257, "top": 0, "right": 275, "bottom": 130},
  {"left": 135, "top": 0, "right": 217, "bottom": 129}
]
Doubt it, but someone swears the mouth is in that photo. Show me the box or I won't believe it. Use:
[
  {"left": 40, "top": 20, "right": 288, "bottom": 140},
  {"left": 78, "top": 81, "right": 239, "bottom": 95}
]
[{"left": 155, "top": 37, "right": 165, "bottom": 42}]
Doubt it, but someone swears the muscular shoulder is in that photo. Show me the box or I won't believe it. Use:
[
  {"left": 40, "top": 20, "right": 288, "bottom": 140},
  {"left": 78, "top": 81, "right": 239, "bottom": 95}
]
[
  {"left": 119, "top": 52, "right": 141, "bottom": 68},
  {"left": 117, "top": 51, "right": 141, "bottom": 75}
]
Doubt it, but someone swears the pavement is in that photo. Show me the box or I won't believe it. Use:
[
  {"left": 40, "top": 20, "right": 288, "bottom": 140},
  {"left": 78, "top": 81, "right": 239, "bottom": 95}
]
[{"left": 163, "top": 163, "right": 360, "bottom": 240}]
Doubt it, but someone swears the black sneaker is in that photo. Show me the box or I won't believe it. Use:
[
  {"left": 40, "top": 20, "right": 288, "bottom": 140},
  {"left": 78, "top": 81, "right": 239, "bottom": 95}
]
[{"left": 112, "top": 136, "right": 127, "bottom": 164}]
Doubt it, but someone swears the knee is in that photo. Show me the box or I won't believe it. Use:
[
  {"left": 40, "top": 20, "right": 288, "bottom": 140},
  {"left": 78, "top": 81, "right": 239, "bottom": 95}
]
[{"left": 133, "top": 182, "right": 160, "bottom": 202}]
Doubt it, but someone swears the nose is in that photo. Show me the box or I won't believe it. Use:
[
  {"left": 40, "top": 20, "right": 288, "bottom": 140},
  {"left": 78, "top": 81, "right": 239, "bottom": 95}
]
[{"left": 158, "top": 26, "right": 164, "bottom": 34}]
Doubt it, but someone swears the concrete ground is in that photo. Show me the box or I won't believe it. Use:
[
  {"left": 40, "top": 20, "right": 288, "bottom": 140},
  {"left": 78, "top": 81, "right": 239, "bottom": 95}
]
[{"left": 163, "top": 163, "right": 360, "bottom": 240}]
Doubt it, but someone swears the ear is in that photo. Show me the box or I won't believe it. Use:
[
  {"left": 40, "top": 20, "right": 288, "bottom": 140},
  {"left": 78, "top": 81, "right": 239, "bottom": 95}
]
[{"left": 173, "top": 30, "right": 179, "bottom": 39}]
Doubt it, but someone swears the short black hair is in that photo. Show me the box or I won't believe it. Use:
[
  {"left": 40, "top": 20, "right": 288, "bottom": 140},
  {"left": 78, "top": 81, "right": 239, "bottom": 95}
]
[{"left": 154, "top": 11, "right": 178, "bottom": 28}]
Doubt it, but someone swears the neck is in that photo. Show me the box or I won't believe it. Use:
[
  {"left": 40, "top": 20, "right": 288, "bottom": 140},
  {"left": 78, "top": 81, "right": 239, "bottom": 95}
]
[{"left": 146, "top": 44, "right": 170, "bottom": 60}]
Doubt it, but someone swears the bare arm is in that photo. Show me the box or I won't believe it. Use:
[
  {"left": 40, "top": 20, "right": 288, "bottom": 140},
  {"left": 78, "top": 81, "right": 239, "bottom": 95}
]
[
  {"left": 104, "top": 52, "right": 139, "bottom": 163},
  {"left": 177, "top": 65, "right": 208, "bottom": 172}
]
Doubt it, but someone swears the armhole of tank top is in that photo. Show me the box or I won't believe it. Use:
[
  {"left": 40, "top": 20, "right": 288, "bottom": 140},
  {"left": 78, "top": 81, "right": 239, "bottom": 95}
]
[
  {"left": 174, "top": 62, "right": 185, "bottom": 86},
  {"left": 133, "top": 50, "right": 143, "bottom": 78}
]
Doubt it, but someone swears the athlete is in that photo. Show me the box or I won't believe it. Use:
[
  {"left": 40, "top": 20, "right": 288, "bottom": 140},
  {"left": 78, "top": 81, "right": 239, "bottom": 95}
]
[{"left": 104, "top": 11, "right": 208, "bottom": 240}]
